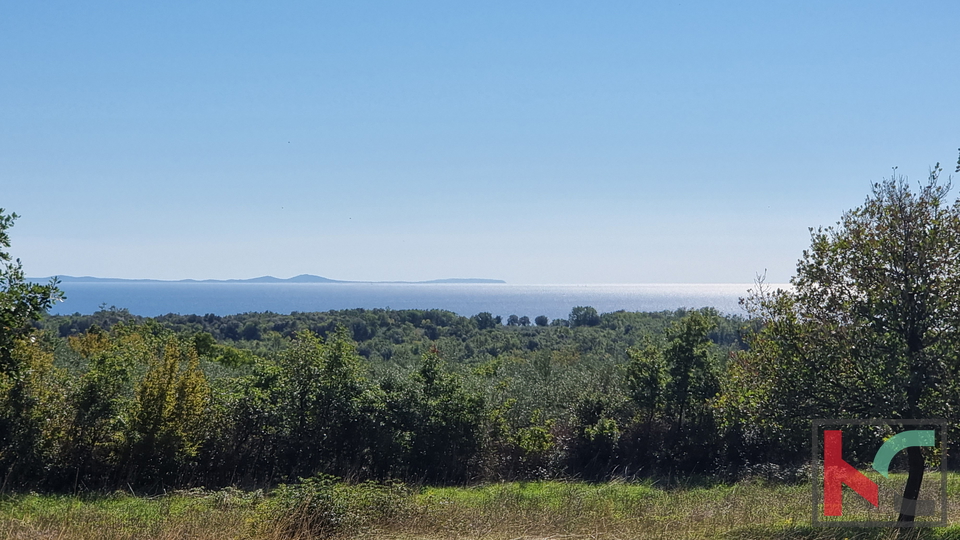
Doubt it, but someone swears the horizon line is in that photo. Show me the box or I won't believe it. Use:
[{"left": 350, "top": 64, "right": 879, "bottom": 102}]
[{"left": 31, "top": 274, "right": 792, "bottom": 286}]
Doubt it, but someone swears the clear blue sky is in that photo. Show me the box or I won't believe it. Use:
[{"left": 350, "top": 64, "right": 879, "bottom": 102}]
[{"left": 3, "top": 1, "right": 959, "bottom": 283}]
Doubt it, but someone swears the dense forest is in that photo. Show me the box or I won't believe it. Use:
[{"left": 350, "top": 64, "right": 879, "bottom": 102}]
[
  {"left": 8, "top": 305, "right": 754, "bottom": 491},
  {"left": 4, "top": 172, "right": 960, "bottom": 497}
]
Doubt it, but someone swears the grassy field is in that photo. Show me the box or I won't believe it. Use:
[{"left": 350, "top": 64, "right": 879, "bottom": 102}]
[{"left": 3, "top": 478, "right": 960, "bottom": 539}]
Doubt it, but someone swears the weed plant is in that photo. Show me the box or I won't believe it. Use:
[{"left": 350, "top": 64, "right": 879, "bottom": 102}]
[{"left": 3, "top": 477, "right": 960, "bottom": 539}]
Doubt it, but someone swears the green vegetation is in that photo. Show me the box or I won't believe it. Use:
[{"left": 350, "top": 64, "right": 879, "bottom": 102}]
[
  {"left": 4, "top": 167, "right": 960, "bottom": 534},
  {"left": 723, "top": 171, "right": 960, "bottom": 524},
  {"left": 16, "top": 303, "right": 746, "bottom": 489},
  {"left": 4, "top": 477, "right": 960, "bottom": 539}
]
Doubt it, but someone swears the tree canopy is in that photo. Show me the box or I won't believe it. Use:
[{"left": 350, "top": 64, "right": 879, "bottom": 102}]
[
  {"left": 0, "top": 210, "right": 62, "bottom": 372},
  {"left": 725, "top": 168, "right": 960, "bottom": 523},
  {"left": 729, "top": 170, "right": 960, "bottom": 426}
]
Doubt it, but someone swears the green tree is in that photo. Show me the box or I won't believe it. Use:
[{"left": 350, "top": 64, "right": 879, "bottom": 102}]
[
  {"left": 569, "top": 306, "right": 600, "bottom": 327},
  {"left": 0, "top": 337, "right": 69, "bottom": 487},
  {"left": 0, "top": 210, "right": 62, "bottom": 373},
  {"left": 472, "top": 312, "right": 499, "bottom": 330},
  {"left": 0, "top": 210, "right": 65, "bottom": 487},
  {"left": 401, "top": 346, "right": 484, "bottom": 482},
  {"left": 569, "top": 390, "right": 623, "bottom": 479},
  {"left": 63, "top": 326, "right": 137, "bottom": 488},
  {"left": 664, "top": 310, "right": 720, "bottom": 433},
  {"left": 725, "top": 169, "right": 960, "bottom": 524},
  {"left": 270, "top": 328, "right": 374, "bottom": 479},
  {"left": 629, "top": 310, "right": 719, "bottom": 431},
  {"left": 626, "top": 338, "right": 668, "bottom": 421},
  {"left": 129, "top": 335, "right": 210, "bottom": 484}
]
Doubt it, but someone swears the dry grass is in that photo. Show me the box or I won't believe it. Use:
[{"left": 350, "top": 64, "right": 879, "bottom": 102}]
[{"left": 3, "top": 478, "right": 960, "bottom": 540}]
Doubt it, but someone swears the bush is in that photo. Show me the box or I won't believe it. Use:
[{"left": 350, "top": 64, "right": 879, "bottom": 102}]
[{"left": 256, "top": 474, "right": 412, "bottom": 538}]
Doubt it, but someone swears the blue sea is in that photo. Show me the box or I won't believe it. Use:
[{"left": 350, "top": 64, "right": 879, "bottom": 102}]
[{"left": 45, "top": 282, "right": 785, "bottom": 320}]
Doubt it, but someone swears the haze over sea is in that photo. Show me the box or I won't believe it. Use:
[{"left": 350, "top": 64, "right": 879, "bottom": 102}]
[{"left": 43, "top": 282, "right": 785, "bottom": 320}]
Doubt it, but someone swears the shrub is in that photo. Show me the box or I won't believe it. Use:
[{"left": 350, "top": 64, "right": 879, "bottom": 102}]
[{"left": 256, "top": 474, "right": 411, "bottom": 538}]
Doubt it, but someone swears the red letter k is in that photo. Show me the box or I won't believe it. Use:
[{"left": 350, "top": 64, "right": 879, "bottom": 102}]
[{"left": 823, "top": 430, "right": 879, "bottom": 516}]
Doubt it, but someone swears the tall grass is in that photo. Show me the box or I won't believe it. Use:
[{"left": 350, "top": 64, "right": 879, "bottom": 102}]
[{"left": 3, "top": 478, "right": 960, "bottom": 539}]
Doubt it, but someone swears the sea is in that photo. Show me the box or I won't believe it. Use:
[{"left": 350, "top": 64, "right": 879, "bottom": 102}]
[{"left": 43, "top": 282, "right": 788, "bottom": 320}]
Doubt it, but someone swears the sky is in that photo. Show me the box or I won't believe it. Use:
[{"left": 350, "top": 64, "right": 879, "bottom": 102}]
[{"left": 3, "top": 1, "right": 959, "bottom": 284}]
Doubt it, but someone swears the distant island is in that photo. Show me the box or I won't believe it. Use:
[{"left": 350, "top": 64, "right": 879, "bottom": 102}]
[{"left": 32, "top": 275, "right": 506, "bottom": 285}]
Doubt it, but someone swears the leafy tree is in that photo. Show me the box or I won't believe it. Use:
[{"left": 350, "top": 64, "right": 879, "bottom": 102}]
[
  {"left": 534, "top": 315, "right": 549, "bottom": 327},
  {"left": 0, "top": 210, "right": 65, "bottom": 487},
  {"left": 569, "top": 391, "right": 623, "bottom": 479},
  {"left": 62, "top": 326, "right": 137, "bottom": 487},
  {"left": 519, "top": 316, "right": 531, "bottom": 327},
  {"left": 627, "top": 309, "right": 720, "bottom": 470},
  {"left": 241, "top": 321, "right": 262, "bottom": 341},
  {"left": 506, "top": 315, "right": 520, "bottom": 326},
  {"left": 192, "top": 332, "right": 218, "bottom": 357},
  {"left": 725, "top": 169, "right": 960, "bottom": 524},
  {"left": 129, "top": 335, "right": 210, "bottom": 485},
  {"left": 626, "top": 338, "right": 668, "bottom": 421},
  {"left": 0, "top": 210, "right": 62, "bottom": 373},
  {"left": 662, "top": 310, "right": 720, "bottom": 433},
  {"left": 401, "top": 346, "right": 484, "bottom": 482},
  {"left": 267, "top": 328, "right": 375, "bottom": 479},
  {"left": 0, "top": 338, "right": 68, "bottom": 487},
  {"left": 472, "top": 312, "right": 498, "bottom": 330},
  {"left": 569, "top": 306, "right": 600, "bottom": 327},
  {"left": 510, "top": 408, "right": 556, "bottom": 477}
]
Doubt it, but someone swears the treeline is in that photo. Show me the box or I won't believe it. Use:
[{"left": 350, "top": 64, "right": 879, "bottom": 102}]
[
  {"left": 43, "top": 305, "right": 747, "bottom": 368},
  {"left": 0, "top": 305, "right": 784, "bottom": 492}
]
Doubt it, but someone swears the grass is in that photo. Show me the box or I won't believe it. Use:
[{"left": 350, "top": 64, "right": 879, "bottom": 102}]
[
  {"left": 2, "top": 478, "right": 960, "bottom": 539},
  {"left": 0, "top": 489, "right": 259, "bottom": 539}
]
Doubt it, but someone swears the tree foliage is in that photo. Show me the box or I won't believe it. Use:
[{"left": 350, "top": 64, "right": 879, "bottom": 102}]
[
  {"left": 129, "top": 334, "right": 210, "bottom": 484},
  {"left": 626, "top": 309, "right": 721, "bottom": 471},
  {"left": 0, "top": 210, "right": 62, "bottom": 373},
  {"left": 727, "top": 172, "right": 960, "bottom": 429},
  {"left": 724, "top": 170, "right": 960, "bottom": 521},
  {"left": 570, "top": 306, "right": 601, "bottom": 327},
  {"left": 0, "top": 210, "right": 66, "bottom": 488}
]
